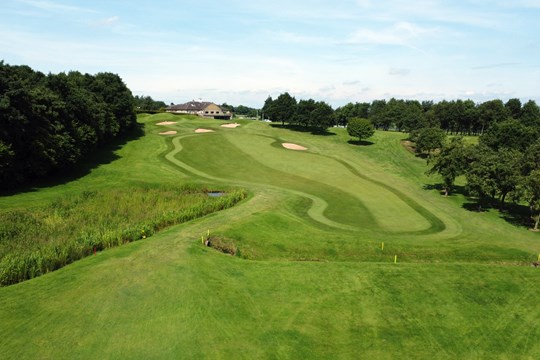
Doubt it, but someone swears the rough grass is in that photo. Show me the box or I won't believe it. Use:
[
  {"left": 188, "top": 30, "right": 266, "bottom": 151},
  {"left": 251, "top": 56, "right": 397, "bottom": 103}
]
[
  {"left": 0, "top": 184, "right": 246, "bottom": 285},
  {"left": 1, "top": 113, "right": 539, "bottom": 359}
]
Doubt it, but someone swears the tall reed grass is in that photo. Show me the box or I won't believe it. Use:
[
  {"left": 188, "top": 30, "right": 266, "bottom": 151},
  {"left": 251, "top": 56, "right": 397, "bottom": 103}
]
[{"left": 0, "top": 184, "right": 246, "bottom": 286}]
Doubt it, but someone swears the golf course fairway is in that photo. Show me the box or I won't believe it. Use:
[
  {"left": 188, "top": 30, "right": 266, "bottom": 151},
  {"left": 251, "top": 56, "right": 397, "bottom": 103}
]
[{"left": 1, "top": 114, "right": 539, "bottom": 359}]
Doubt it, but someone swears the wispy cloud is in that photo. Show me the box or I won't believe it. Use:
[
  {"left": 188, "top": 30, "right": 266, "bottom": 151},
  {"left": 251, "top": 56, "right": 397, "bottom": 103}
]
[
  {"left": 347, "top": 21, "right": 434, "bottom": 51},
  {"left": 266, "top": 31, "right": 330, "bottom": 45},
  {"left": 95, "top": 16, "right": 120, "bottom": 27},
  {"left": 471, "top": 62, "right": 520, "bottom": 70},
  {"left": 17, "top": 0, "right": 95, "bottom": 13}
]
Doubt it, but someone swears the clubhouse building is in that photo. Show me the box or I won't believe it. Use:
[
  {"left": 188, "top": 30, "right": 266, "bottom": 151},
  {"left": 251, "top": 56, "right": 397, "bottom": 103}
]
[{"left": 166, "top": 101, "right": 232, "bottom": 120}]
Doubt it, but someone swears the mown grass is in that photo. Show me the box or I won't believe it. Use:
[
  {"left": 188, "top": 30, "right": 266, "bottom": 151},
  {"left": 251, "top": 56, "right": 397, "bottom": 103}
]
[{"left": 1, "top": 113, "right": 539, "bottom": 359}]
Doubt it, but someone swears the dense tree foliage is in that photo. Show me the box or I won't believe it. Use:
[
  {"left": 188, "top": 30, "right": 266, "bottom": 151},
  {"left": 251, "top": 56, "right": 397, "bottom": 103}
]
[
  {"left": 262, "top": 95, "right": 335, "bottom": 131},
  {"left": 524, "top": 169, "right": 540, "bottom": 230},
  {"left": 0, "top": 62, "right": 137, "bottom": 189},
  {"left": 335, "top": 102, "right": 369, "bottom": 126},
  {"left": 427, "top": 137, "right": 468, "bottom": 196},
  {"left": 427, "top": 115, "right": 540, "bottom": 227},
  {"left": 347, "top": 118, "right": 374, "bottom": 142},
  {"left": 219, "top": 103, "right": 258, "bottom": 118},
  {"left": 263, "top": 92, "right": 540, "bottom": 137},
  {"left": 134, "top": 95, "right": 166, "bottom": 112},
  {"left": 414, "top": 127, "right": 446, "bottom": 157}
]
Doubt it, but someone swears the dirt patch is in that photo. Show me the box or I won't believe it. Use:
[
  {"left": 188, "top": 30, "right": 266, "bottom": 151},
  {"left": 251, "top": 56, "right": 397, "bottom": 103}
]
[
  {"left": 204, "top": 235, "right": 237, "bottom": 256},
  {"left": 401, "top": 140, "right": 416, "bottom": 154},
  {"left": 195, "top": 128, "right": 215, "bottom": 133},
  {"left": 221, "top": 123, "right": 241, "bottom": 128},
  {"left": 159, "top": 131, "right": 177, "bottom": 135},
  {"left": 156, "top": 121, "right": 177, "bottom": 125},
  {"left": 282, "top": 143, "right": 307, "bottom": 151}
]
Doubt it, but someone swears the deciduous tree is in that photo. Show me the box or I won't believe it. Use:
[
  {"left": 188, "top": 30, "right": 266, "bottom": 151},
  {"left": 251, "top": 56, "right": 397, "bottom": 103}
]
[{"left": 347, "top": 117, "right": 375, "bottom": 142}]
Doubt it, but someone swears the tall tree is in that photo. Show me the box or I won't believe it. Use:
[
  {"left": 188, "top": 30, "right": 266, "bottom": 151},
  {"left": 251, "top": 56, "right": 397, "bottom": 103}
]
[
  {"left": 272, "top": 92, "right": 297, "bottom": 126},
  {"left": 261, "top": 96, "right": 275, "bottom": 121},
  {"left": 465, "top": 145, "right": 522, "bottom": 209},
  {"left": 295, "top": 99, "right": 317, "bottom": 127},
  {"left": 427, "top": 137, "right": 468, "bottom": 196},
  {"left": 309, "top": 101, "right": 335, "bottom": 131},
  {"left": 520, "top": 100, "right": 540, "bottom": 128},
  {"left": 477, "top": 99, "right": 509, "bottom": 134},
  {"left": 369, "top": 99, "right": 389, "bottom": 130},
  {"left": 524, "top": 169, "right": 540, "bottom": 230},
  {"left": 414, "top": 127, "right": 446, "bottom": 158},
  {"left": 505, "top": 98, "right": 522, "bottom": 119},
  {"left": 335, "top": 102, "right": 369, "bottom": 126}
]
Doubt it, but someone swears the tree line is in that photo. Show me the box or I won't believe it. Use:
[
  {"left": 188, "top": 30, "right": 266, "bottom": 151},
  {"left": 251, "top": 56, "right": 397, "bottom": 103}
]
[
  {"left": 134, "top": 95, "right": 166, "bottom": 113},
  {"left": 427, "top": 121, "right": 540, "bottom": 230},
  {"left": 262, "top": 92, "right": 540, "bottom": 229},
  {"left": 0, "top": 61, "right": 137, "bottom": 189},
  {"left": 261, "top": 93, "right": 540, "bottom": 135}
]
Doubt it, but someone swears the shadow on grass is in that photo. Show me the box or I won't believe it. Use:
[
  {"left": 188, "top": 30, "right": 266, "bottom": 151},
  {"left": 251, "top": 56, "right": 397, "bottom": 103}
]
[
  {"left": 347, "top": 139, "right": 374, "bottom": 146},
  {"left": 499, "top": 203, "right": 534, "bottom": 228},
  {"left": 0, "top": 123, "right": 145, "bottom": 197},
  {"left": 423, "top": 183, "right": 468, "bottom": 197},
  {"left": 270, "top": 123, "right": 336, "bottom": 136}
]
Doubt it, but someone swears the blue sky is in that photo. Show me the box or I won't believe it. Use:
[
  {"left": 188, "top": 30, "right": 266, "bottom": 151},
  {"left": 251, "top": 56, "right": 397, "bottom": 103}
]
[{"left": 1, "top": 0, "right": 540, "bottom": 107}]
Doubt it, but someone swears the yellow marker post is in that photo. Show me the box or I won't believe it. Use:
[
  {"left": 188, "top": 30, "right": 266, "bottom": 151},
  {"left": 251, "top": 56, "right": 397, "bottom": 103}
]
[
  {"left": 201, "top": 235, "right": 204, "bottom": 244},
  {"left": 381, "top": 242, "right": 384, "bottom": 251},
  {"left": 394, "top": 255, "right": 397, "bottom": 264},
  {"left": 538, "top": 253, "right": 540, "bottom": 262},
  {"left": 208, "top": 229, "right": 210, "bottom": 237}
]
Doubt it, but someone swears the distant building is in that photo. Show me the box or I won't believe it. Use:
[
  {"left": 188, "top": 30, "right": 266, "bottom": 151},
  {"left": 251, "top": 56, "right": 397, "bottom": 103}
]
[{"left": 166, "top": 100, "right": 232, "bottom": 120}]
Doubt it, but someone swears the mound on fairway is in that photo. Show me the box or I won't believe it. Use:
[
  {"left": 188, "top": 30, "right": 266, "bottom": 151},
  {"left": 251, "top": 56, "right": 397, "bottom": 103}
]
[
  {"left": 282, "top": 142, "right": 307, "bottom": 151},
  {"left": 195, "top": 128, "right": 214, "bottom": 133},
  {"left": 221, "top": 123, "right": 241, "bottom": 128},
  {"left": 159, "top": 131, "right": 177, "bottom": 135},
  {"left": 156, "top": 121, "right": 177, "bottom": 125}
]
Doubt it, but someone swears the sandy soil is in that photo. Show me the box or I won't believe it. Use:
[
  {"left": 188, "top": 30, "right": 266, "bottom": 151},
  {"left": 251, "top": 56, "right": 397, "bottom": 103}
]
[
  {"left": 195, "top": 128, "right": 215, "bottom": 133},
  {"left": 221, "top": 123, "right": 241, "bottom": 128},
  {"left": 159, "top": 131, "right": 177, "bottom": 135},
  {"left": 156, "top": 121, "right": 177, "bottom": 125},
  {"left": 282, "top": 143, "right": 307, "bottom": 151}
]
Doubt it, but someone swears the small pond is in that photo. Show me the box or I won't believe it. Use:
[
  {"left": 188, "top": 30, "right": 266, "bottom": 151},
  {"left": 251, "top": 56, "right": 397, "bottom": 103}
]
[{"left": 207, "top": 191, "right": 226, "bottom": 197}]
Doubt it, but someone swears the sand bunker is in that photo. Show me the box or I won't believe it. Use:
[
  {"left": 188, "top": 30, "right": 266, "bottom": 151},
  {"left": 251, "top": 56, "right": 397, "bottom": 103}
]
[
  {"left": 156, "top": 121, "right": 177, "bottom": 125},
  {"left": 282, "top": 143, "right": 307, "bottom": 151},
  {"left": 159, "top": 131, "right": 177, "bottom": 135},
  {"left": 221, "top": 123, "right": 241, "bottom": 128},
  {"left": 195, "top": 128, "right": 215, "bottom": 133}
]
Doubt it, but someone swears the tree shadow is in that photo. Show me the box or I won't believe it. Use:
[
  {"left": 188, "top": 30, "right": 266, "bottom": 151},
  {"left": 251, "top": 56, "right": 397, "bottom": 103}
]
[
  {"left": 269, "top": 123, "right": 336, "bottom": 136},
  {"left": 0, "top": 123, "right": 144, "bottom": 197},
  {"left": 462, "top": 201, "right": 491, "bottom": 212},
  {"left": 498, "top": 203, "right": 534, "bottom": 228},
  {"left": 423, "top": 183, "right": 468, "bottom": 197},
  {"left": 347, "top": 139, "right": 374, "bottom": 146}
]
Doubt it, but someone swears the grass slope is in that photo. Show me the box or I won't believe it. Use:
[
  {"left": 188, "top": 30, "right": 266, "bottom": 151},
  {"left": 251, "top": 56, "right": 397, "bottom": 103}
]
[{"left": 1, "top": 113, "right": 539, "bottom": 359}]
